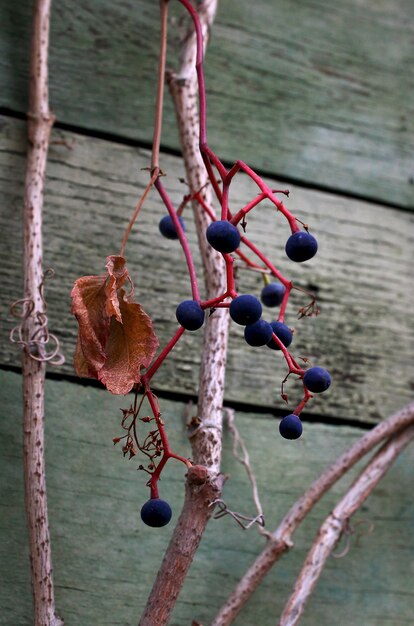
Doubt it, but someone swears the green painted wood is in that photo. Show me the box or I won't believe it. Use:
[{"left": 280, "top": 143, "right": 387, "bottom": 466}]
[
  {"left": 1, "top": 116, "right": 413, "bottom": 422},
  {"left": 1, "top": 369, "right": 413, "bottom": 625},
  {"left": 0, "top": 0, "right": 413, "bottom": 209}
]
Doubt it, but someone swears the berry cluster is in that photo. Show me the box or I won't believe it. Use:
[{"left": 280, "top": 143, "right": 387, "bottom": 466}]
[
  {"left": 157, "top": 206, "right": 331, "bottom": 449},
  {"left": 113, "top": 0, "right": 332, "bottom": 526}
]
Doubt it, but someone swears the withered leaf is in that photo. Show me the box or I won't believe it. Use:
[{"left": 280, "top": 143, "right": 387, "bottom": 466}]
[{"left": 71, "top": 256, "right": 158, "bottom": 394}]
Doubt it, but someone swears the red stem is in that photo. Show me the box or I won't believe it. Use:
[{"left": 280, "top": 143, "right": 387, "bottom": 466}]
[
  {"left": 229, "top": 160, "right": 299, "bottom": 233},
  {"left": 221, "top": 181, "right": 232, "bottom": 220},
  {"left": 201, "top": 294, "right": 230, "bottom": 309},
  {"left": 201, "top": 150, "right": 224, "bottom": 202},
  {"left": 234, "top": 248, "right": 265, "bottom": 271},
  {"left": 240, "top": 235, "right": 291, "bottom": 287},
  {"left": 145, "top": 388, "right": 190, "bottom": 498},
  {"left": 294, "top": 387, "right": 313, "bottom": 416},
  {"left": 193, "top": 190, "right": 217, "bottom": 221},
  {"left": 201, "top": 144, "right": 228, "bottom": 181},
  {"left": 155, "top": 178, "right": 200, "bottom": 301},
  {"left": 230, "top": 192, "right": 267, "bottom": 225},
  {"left": 144, "top": 326, "right": 186, "bottom": 382},
  {"left": 136, "top": 0, "right": 323, "bottom": 499},
  {"left": 176, "top": 0, "right": 207, "bottom": 143}
]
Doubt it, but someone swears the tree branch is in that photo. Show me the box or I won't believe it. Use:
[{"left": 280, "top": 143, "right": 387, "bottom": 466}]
[
  {"left": 211, "top": 401, "right": 414, "bottom": 625},
  {"left": 167, "top": 0, "right": 223, "bottom": 472},
  {"left": 278, "top": 422, "right": 414, "bottom": 626},
  {"left": 20, "top": 0, "right": 64, "bottom": 624},
  {"left": 139, "top": 2, "right": 224, "bottom": 625}
]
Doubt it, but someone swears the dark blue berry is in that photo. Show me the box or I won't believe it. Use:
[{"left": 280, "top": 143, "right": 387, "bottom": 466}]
[
  {"left": 266, "top": 321, "right": 293, "bottom": 350},
  {"left": 279, "top": 414, "right": 302, "bottom": 439},
  {"left": 285, "top": 231, "right": 318, "bottom": 262},
  {"left": 244, "top": 319, "right": 273, "bottom": 346},
  {"left": 230, "top": 294, "right": 262, "bottom": 326},
  {"left": 206, "top": 220, "right": 241, "bottom": 253},
  {"left": 176, "top": 300, "right": 205, "bottom": 331},
  {"left": 159, "top": 215, "right": 185, "bottom": 240},
  {"left": 140, "top": 498, "right": 172, "bottom": 527},
  {"left": 303, "top": 366, "right": 332, "bottom": 393},
  {"left": 261, "top": 282, "right": 286, "bottom": 307}
]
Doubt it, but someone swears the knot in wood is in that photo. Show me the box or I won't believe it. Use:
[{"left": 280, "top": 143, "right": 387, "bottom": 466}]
[{"left": 187, "top": 464, "right": 208, "bottom": 485}]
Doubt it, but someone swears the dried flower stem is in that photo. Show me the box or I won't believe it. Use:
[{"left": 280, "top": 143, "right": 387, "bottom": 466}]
[{"left": 22, "top": 0, "right": 63, "bottom": 624}]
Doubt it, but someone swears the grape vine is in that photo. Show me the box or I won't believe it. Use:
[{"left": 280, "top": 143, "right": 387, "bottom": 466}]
[{"left": 71, "top": 0, "right": 332, "bottom": 527}]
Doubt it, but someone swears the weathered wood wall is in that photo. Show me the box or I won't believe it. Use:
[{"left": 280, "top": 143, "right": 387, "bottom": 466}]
[
  {"left": 2, "top": 370, "right": 414, "bottom": 626},
  {"left": 2, "top": 117, "right": 413, "bottom": 422},
  {"left": 1, "top": 0, "right": 413, "bottom": 624},
  {"left": 1, "top": 0, "right": 413, "bottom": 208}
]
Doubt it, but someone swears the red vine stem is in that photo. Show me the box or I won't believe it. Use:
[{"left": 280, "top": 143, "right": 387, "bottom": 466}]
[
  {"left": 144, "top": 388, "right": 191, "bottom": 498},
  {"left": 155, "top": 178, "right": 201, "bottom": 301},
  {"left": 226, "top": 161, "right": 299, "bottom": 232},
  {"left": 143, "top": 326, "right": 185, "bottom": 382},
  {"left": 136, "top": 0, "right": 320, "bottom": 501},
  {"left": 144, "top": 0, "right": 311, "bottom": 426}
]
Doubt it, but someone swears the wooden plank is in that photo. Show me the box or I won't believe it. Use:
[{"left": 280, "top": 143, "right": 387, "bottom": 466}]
[
  {"left": 1, "top": 369, "right": 413, "bottom": 625},
  {"left": 0, "top": 0, "right": 413, "bottom": 208},
  {"left": 1, "top": 116, "right": 413, "bottom": 422}
]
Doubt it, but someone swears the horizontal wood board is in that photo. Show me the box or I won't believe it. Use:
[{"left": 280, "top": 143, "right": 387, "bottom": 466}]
[
  {"left": 1, "top": 116, "right": 413, "bottom": 422},
  {"left": 0, "top": 0, "right": 413, "bottom": 208},
  {"left": 1, "top": 370, "right": 413, "bottom": 626}
]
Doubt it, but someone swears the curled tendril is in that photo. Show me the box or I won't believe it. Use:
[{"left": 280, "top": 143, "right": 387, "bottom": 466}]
[
  {"left": 332, "top": 518, "right": 375, "bottom": 559},
  {"left": 209, "top": 499, "right": 265, "bottom": 530},
  {"left": 9, "top": 269, "right": 65, "bottom": 366}
]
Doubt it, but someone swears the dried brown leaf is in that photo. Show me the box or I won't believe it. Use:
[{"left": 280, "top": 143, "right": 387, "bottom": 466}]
[{"left": 71, "top": 256, "right": 158, "bottom": 394}]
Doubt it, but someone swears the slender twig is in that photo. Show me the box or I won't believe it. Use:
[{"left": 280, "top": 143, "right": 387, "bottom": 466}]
[
  {"left": 139, "top": 2, "right": 222, "bottom": 625},
  {"left": 210, "top": 401, "right": 414, "bottom": 626},
  {"left": 21, "top": 0, "right": 64, "bottom": 624},
  {"left": 278, "top": 423, "right": 414, "bottom": 626},
  {"left": 119, "top": 170, "right": 158, "bottom": 256},
  {"left": 224, "top": 408, "right": 269, "bottom": 537},
  {"left": 151, "top": 0, "right": 169, "bottom": 172}
]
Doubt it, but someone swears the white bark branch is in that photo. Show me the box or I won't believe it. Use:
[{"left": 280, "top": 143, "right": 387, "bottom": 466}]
[
  {"left": 167, "top": 0, "right": 224, "bottom": 474},
  {"left": 19, "top": 1, "right": 64, "bottom": 625},
  {"left": 211, "top": 401, "right": 414, "bottom": 626},
  {"left": 139, "top": 2, "right": 225, "bottom": 624},
  {"left": 278, "top": 422, "right": 414, "bottom": 626}
]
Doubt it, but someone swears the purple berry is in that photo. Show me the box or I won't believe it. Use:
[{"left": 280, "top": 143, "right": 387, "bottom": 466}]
[
  {"left": 140, "top": 498, "right": 172, "bottom": 527},
  {"left": 279, "top": 414, "right": 302, "bottom": 439},
  {"left": 303, "top": 366, "right": 332, "bottom": 393},
  {"left": 159, "top": 215, "right": 185, "bottom": 240},
  {"left": 266, "top": 321, "right": 293, "bottom": 350},
  {"left": 206, "top": 220, "right": 241, "bottom": 253},
  {"left": 285, "top": 231, "right": 318, "bottom": 262},
  {"left": 261, "top": 282, "right": 286, "bottom": 307},
  {"left": 244, "top": 319, "right": 273, "bottom": 346},
  {"left": 176, "top": 300, "right": 205, "bottom": 331},
  {"left": 230, "top": 294, "right": 262, "bottom": 326}
]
